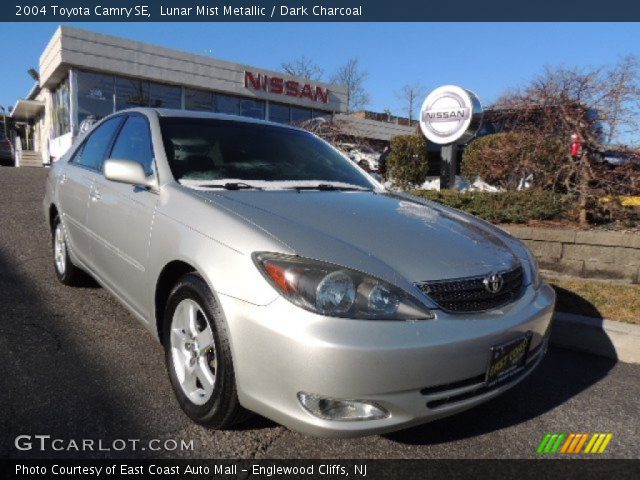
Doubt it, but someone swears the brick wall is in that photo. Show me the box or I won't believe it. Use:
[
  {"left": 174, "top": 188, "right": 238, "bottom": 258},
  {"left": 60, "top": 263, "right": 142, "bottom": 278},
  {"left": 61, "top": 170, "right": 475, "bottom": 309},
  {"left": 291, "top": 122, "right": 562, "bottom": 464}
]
[{"left": 501, "top": 226, "right": 640, "bottom": 284}]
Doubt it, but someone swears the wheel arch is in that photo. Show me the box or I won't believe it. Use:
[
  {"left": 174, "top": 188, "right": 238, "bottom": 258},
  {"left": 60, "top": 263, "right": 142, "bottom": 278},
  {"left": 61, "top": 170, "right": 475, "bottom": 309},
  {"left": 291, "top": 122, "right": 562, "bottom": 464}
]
[
  {"left": 48, "top": 204, "right": 59, "bottom": 233},
  {"left": 154, "top": 260, "right": 199, "bottom": 344}
]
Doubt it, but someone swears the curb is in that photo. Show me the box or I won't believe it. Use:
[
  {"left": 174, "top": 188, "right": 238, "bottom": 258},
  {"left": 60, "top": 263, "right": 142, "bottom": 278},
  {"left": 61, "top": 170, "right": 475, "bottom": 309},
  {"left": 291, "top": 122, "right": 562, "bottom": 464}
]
[{"left": 551, "top": 312, "right": 640, "bottom": 364}]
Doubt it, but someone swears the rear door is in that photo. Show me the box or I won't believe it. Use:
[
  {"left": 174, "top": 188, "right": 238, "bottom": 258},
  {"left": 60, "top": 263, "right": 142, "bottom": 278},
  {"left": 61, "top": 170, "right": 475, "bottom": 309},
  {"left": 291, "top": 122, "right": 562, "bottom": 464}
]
[
  {"left": 57, "top": 116, "right": 124, "bottom": 269},
  {"left": 87, "top": 114, "right": 159, "bottom": 319}
]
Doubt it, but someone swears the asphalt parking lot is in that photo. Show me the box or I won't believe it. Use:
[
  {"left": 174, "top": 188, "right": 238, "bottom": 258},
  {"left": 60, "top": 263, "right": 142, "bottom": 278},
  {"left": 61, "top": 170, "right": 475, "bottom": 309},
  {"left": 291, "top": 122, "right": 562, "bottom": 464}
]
[{"left": 0, "top": 166, "right": 638, "bottom": 460}]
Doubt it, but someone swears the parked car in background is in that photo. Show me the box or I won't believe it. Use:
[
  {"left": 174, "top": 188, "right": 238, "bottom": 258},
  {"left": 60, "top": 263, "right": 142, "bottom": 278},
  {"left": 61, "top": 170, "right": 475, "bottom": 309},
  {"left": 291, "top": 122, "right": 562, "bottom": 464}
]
[
  {"left": 338, "top": 142, "right": 380, "bottom": 172},
  {"left": 45, "top": 108, "right": 554, "bottom": 437},
  {"left": 595, "top": 148, "right": 634, "bottom": 166},
  {"left": 0, "top": 124, "right": 13, "bottom": 165}
]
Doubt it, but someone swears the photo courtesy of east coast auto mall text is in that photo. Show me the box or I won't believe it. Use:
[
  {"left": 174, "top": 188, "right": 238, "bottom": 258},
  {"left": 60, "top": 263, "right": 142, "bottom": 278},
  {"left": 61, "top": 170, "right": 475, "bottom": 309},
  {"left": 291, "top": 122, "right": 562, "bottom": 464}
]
[{"left": 0, "top": 1, "right": 638, "bottom": 479}]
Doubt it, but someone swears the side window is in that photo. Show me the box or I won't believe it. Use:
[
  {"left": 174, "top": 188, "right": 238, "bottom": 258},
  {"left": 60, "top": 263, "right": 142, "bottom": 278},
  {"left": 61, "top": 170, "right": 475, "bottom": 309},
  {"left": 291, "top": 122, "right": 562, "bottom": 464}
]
[
  {"left": 71, "top": 117, "right": 124, "bottom": 171},
  {"left": 109, "top": 116, "right": 154, "bottom": 174}
]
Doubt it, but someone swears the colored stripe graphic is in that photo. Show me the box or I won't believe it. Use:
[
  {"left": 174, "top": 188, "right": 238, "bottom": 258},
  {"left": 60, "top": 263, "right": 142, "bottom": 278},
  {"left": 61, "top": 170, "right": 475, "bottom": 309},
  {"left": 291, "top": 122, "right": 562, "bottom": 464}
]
[
  {"left": 597, "top": 433, "right": 613, "bottom": 453},
  {"left": 537, "top": 434, "right": 552, "bottom": 454},
  {"left": 544, "top": 434, "right": 558, "bottom": 453},
  {"left": 584, "top": 434, "right": 598, "bottom": 453},
  {"left": 538, "top": 433, "right": 613, "bottom": 455},
  {"left": 567, "top": 434, "right": 582, "bottom": 453},
  {"left": 574, "top": 433, "right": 589, "bottom": 453},
  {"left": 550, "top": 434, "right": 566, "bottom": 453},
  {"left": 560, "top": 434, "right": 575, "bottom": 453},
  {"left": 592, "top": 433, "right": 606, "bottom": 453}
]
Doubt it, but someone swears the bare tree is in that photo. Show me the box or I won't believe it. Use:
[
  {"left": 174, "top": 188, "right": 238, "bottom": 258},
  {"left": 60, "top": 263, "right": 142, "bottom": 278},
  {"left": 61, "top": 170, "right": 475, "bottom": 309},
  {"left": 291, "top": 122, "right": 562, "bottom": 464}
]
[
  {"left": 396, "top": 82, "right": 426, "bottom": 123},
  {"left": 492, "top": 56, "right": 640, "bottom": 225},
  {"left": 299, "top": 117, "right": 348, "bottom": 147},
  {"left": 494, "top": 56, "right": 640, "bottom": 147},
  {"left": 299, "top": 117, "right": 370, "bottom": 150},
  {"left": 281, "top": 56, "right": 324, "bottom": 81},
  {"left": 330, "top": 58, "right": 370, "bottom": 113}
]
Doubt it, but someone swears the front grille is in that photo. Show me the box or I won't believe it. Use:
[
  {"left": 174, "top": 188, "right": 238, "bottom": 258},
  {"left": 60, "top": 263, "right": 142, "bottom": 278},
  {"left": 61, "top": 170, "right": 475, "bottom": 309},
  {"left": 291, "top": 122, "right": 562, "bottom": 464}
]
[{"left": 416, "top": 265, "right": 524, "bottom": 313}]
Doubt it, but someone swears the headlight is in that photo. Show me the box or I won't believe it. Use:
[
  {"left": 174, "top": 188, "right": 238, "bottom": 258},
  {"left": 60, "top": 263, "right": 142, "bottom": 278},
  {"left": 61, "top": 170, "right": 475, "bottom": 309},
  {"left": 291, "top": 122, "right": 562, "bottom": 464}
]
[
  {"left": 253, "top": 252, "right": 435, "bottom": 320},
  {"left": 524, "top": 247, "right": 542, "bottom": 289}
]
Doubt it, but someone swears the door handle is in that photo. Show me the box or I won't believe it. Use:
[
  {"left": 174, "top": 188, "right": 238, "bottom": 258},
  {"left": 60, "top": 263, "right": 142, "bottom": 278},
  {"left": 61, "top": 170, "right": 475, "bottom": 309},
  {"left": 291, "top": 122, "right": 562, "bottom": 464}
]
[{"left": 90, "top": 189, "right": 101, "bottom": 202}]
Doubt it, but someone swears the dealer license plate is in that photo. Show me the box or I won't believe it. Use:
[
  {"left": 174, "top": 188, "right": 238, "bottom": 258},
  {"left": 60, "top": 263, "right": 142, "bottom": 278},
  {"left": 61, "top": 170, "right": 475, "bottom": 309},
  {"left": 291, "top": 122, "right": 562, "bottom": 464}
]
[{"left": 485, "top": 333, "right": 532, "bottom": 386}]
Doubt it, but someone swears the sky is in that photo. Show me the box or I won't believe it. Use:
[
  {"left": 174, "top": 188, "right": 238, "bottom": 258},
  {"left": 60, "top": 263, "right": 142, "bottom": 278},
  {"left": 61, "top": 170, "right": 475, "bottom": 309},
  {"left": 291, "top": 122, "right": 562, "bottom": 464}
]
[{"left": 1, "top": 22, "right": 639, "bottom": 135}]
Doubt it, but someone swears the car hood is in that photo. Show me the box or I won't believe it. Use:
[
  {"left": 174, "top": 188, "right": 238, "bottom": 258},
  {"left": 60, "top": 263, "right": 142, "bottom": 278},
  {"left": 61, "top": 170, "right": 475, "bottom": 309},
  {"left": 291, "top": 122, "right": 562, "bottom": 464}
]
[{"left": 191, "top": 189, "right": 519, "bottom": 283}]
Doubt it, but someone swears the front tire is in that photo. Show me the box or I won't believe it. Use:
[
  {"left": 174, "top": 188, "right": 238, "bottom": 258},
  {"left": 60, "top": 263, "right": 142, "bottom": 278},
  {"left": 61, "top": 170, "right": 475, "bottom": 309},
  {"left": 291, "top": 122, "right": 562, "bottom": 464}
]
[
  {"left": 163, "top": 273, "right": 249, "bottom": 428},
  {"left": 52, "top": 215, "right": 83, "bottom": 286}
]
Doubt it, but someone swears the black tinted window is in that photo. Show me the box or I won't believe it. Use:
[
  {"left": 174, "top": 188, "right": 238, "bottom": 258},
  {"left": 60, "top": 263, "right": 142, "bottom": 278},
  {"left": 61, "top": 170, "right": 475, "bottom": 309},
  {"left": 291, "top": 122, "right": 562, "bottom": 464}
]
[
  {"left": 269, "top": 103, "right": 290, "bottom": 124},
  {"left": 109, "top": 116, "right": 154, "bottom": 174},
  {"left": 115, "top": 77, "right": 149, "bottom": 110},
  {"left": 76, "top": 70, "right": 115, "bottom": 126},
  {"left": 149, "top": 82, "right": 181, "bottom": 109},
  {"left": 185, "top": 88, "right": 214, "bottom": 112},
  {"left": 71, "top": 117, "right": 123, "bottom": 170},
  {"left": 160, "top": 118, "right": 372, "bottom": 188},
  {"left": 291, "top": 107, "right": 312, "bottom": 125}
]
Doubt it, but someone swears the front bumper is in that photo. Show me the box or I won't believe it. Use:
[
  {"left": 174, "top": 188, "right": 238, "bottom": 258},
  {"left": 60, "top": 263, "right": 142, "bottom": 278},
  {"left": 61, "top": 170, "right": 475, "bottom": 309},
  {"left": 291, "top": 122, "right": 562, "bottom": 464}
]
[{"left": 219, "top": 283, "right": 555, "bottom": 437}]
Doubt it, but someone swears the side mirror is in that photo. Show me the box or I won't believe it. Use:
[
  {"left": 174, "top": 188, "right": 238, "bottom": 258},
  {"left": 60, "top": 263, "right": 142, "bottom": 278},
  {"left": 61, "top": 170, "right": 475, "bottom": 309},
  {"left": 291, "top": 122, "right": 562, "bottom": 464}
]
[{"left": 103, "top": 159, "right": 154, "bottom": 188}]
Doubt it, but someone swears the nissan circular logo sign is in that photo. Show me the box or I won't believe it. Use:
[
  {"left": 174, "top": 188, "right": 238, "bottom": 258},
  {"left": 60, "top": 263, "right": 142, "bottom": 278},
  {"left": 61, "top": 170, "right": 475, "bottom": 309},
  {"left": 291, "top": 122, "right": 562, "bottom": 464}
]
[{"left": 419, "top": 85, "right": 483, "bottom": 145}]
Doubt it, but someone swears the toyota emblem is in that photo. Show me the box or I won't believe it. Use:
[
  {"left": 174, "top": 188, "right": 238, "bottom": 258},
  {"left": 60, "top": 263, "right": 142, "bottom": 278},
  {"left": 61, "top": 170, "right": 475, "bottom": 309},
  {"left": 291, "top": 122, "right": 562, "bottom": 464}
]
[{"left": 483, "top": 273, "right": 503, "bottom": 294}]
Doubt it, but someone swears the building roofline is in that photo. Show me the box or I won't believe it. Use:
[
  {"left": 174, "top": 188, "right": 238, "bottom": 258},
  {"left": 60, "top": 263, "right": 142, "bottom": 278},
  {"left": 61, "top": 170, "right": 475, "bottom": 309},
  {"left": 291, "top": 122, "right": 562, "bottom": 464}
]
[
  {"left": 26, "top": 82, "right": 40, "bottom": 101},
  {"left": 50, "top": 25, "right": 345, "bottom": 93}
]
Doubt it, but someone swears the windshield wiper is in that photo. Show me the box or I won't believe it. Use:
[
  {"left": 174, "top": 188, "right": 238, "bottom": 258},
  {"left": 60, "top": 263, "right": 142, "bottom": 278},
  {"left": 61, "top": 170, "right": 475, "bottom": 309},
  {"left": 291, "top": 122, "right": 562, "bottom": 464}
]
[
  {"left": 199, "top": 182, "right": 263, "bottom": 191},
  {"left": 287, "top": 184, "right": 373, "bottom": 192}
]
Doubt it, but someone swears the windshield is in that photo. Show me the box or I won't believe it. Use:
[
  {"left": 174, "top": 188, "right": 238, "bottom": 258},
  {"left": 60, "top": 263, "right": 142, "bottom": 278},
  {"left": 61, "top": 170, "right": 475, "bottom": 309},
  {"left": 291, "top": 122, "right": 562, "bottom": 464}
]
[{"left": 160, "top": 117, "right": 374, "bottom": 189}]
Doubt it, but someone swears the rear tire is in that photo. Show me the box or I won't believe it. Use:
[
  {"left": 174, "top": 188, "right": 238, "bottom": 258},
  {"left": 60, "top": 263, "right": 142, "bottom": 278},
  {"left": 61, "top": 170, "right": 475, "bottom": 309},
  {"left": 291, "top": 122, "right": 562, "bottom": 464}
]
[
  {"left": 52, "top": 215, "right": 83, "bottom": 286},
  {"left": 163, "top": 273, "right": 250, "bottom": 428}
]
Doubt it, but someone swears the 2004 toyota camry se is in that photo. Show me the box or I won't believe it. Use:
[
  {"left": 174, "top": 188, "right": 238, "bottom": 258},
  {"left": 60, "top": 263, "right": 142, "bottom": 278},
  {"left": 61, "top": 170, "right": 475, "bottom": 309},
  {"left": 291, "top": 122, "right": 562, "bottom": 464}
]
[{"left": 44, "top": 108, "right": 555, "bottom": 437}]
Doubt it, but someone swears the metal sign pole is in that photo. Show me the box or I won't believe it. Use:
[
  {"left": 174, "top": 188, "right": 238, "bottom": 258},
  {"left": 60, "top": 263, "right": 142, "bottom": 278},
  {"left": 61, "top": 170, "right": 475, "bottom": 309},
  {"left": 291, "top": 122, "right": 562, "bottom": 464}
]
[{"left": 440, "top": 143, "right": 457, "bottom": 190}]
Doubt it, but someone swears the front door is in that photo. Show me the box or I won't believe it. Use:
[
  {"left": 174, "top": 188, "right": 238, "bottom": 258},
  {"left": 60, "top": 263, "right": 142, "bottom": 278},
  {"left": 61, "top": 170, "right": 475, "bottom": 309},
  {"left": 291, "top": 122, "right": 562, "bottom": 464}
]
[{"left": 87, "top": 114, "right": 158, "bottom": 319}]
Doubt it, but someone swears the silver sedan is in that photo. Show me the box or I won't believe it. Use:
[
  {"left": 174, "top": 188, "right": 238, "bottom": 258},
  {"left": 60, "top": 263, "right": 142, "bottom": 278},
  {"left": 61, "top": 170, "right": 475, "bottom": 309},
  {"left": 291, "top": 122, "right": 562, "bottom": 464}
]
[{"left": 44, "top": 108, "right": 555, "bottom": 437}]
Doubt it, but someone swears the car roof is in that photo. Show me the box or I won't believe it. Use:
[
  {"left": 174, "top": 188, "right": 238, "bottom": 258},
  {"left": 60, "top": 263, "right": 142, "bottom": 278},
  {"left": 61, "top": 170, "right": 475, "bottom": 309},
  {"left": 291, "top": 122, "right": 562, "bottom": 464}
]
[{"left": 120, "top": 107, "right": 308, "bottom": 132}]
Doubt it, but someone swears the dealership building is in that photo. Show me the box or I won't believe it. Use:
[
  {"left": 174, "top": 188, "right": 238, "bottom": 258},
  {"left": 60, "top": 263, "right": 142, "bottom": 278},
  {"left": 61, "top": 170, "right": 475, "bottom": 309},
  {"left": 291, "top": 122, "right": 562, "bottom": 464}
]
[{"left": 10, "top": 26, "right": 350, "bottom": 166}]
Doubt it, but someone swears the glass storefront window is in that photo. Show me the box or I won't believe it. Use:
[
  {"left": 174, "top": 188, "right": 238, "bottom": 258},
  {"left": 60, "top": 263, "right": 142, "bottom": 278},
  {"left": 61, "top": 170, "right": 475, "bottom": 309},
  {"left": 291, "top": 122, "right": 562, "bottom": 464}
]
[
  {"left": 269, "top": 103, "right": 290, "bottom": 124},
  {"left": 115, "top": 77, "right": 150, "bottom": 110},
  {"left": 240, "top": 98, "right": 265, "bottom": 119},
  {"left": 71, "top": 69, "right": 324, "bottom": 139},
  {"left": 149, "top": 82, "right": 182, "bottom": 109},
  {"left": 185, "top": 88, "right": 214, "bottom": 111},
  {"left": 76, "top": 70, "right": 115, "bottom": 127},
  {"left": 51, "top": 77, "right": 71, "bottom": 138},
  {"left": 291, "top": 107, "right": 312, "bottom": 125},
  {"left": 214, "top": 94, "right": 240, "bottom": 115}
]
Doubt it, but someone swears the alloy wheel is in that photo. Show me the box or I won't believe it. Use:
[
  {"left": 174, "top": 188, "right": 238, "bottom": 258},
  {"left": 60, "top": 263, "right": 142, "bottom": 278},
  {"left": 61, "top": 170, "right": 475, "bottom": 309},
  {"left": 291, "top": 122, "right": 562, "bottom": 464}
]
[
  {"left": 169, "top": 298, "right": 217, "bottom": 405},
  {"left": 54, "top": 224, "right": 67, "bottom": 275}
]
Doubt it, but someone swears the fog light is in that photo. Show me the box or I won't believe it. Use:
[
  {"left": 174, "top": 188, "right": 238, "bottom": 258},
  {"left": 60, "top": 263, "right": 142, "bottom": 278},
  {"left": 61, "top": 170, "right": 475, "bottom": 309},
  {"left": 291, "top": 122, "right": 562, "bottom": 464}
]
[{"left": 297, "top": 392, "right": 389, "bottom": 421}]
